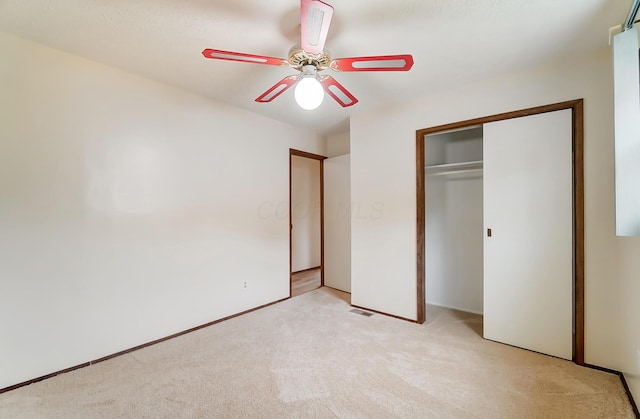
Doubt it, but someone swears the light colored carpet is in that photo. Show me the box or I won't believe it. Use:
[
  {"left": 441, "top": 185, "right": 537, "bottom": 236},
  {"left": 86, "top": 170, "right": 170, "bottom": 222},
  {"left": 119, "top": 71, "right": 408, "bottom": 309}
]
[{"left": 0, "top": 288, "right": 634, "bottom": 418}]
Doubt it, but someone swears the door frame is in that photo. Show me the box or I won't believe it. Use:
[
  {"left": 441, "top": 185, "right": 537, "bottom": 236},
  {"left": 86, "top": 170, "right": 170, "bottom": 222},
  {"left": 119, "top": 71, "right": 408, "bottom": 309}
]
[
  {"left": 290, "top": 149, "right": 327, "bottom": 297},
  {"left": 415, "top": 99, "right": 584, "bottom": 364}
]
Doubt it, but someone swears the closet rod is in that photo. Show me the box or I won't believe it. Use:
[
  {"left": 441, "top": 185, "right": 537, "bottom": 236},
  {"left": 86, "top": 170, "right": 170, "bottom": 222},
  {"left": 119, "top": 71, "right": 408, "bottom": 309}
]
[
  {"left": 624, "top": 0, "right": 640, "bottom": 30},
  {"left": 425, "top": 160, "right": 483, "bottom": 176}
]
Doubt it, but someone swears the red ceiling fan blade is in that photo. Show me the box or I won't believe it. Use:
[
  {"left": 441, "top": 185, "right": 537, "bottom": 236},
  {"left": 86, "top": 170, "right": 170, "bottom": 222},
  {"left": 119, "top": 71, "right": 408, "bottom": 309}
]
[
  {"left": 202, "top": 49, "right": 289, "bottom": 67},
  {"left": 320, "top": 76, "right": 358, "bottom": 108},
  {"left": 330, "top": 55, "right": 414, "bottom": 72},
  {"left": 300, "top": 0, "right": 334, "bottom": 55},
  {"left": 255, "top": 76, "right": 299, "bottom": 103}
]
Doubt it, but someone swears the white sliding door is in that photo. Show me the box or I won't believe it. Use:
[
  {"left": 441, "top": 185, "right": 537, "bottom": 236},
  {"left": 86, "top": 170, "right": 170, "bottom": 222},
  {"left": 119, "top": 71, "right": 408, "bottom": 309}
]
[
  {"left": 483, "top": 109, "right": 573, "bottom": 360},
  {"left": 324, "top": 154, "right": 351, "bottom": 292}
]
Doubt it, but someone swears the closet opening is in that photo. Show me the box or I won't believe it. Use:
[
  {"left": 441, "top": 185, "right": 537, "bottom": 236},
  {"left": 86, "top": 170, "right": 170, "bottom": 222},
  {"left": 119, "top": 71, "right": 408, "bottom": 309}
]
[{"left": 424, "top": 126, "right": 484, "bottom": 332}]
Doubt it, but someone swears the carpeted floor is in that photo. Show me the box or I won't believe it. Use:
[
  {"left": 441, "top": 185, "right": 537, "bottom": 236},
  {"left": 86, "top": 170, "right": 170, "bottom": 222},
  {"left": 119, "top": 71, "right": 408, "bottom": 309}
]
[{"left": 0, "top": 287, "right": 635, "bottom": 418}]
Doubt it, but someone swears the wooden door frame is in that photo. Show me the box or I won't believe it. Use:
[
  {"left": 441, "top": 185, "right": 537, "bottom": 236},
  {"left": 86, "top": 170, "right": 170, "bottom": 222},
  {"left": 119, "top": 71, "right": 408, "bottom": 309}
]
[
  {"left": 290, "top": 149, "right": 327, "bottom": 297},
  {"left": 415, "top": 99, "right": 585, "bottom": 364}
]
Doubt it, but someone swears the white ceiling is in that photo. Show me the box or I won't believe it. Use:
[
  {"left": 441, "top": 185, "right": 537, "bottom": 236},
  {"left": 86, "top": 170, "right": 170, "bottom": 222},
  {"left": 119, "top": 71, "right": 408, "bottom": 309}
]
[{"left": 0, "top": 0, "right": 632, "bottom": 135}]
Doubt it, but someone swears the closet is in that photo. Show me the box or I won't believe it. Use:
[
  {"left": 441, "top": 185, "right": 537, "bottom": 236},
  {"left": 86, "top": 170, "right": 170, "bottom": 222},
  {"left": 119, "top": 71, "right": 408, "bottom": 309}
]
[
  {"left": 422, "top": 107, "right": 576, "bottom": 361},
  {"left": 425, "top": 127, "right": 484, "bottom": 315}
]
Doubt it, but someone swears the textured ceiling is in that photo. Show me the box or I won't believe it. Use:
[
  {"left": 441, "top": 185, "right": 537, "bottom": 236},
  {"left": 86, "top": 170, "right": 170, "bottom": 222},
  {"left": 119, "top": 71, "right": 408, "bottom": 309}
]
[{"left": 0, "top": 0, "right": 632, "bottom": 135}]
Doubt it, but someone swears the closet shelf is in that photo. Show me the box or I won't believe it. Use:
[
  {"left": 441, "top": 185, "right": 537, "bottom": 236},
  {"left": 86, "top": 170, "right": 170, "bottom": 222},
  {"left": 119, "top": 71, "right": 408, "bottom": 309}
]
[{"left": 425, "top": 160, "right": 483, "bottom": 176}]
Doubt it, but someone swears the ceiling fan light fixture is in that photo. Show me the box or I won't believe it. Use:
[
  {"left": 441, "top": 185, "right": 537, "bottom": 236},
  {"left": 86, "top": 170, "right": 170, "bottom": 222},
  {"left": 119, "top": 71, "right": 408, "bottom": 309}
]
[
  {"left": 202, "top": 1, "right": 414, "bottom": 109},
  {"left": 294, "top": 66, "right": 324, "bottom": 110}
]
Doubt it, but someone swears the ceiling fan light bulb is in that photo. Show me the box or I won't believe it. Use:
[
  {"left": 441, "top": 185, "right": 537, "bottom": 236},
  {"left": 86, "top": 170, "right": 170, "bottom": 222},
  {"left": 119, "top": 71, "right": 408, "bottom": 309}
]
[{"left": 294, "top": 76, "right": 324, "bottom": 110}]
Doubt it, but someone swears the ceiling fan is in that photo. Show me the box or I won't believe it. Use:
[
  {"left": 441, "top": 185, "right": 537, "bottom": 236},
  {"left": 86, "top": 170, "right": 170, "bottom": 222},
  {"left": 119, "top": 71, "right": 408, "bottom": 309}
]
[{"left": 202, "top": 0, "right": 414, "bottom": 110}]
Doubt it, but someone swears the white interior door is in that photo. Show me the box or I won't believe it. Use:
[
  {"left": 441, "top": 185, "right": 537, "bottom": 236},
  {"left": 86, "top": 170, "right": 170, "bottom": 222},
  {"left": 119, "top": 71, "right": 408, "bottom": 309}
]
[
  {"left": 483, "top": 109, "right": 573, "bottom": 360},
  {"left": 324, "top": 154, "right": 351, "bottom": 292}
]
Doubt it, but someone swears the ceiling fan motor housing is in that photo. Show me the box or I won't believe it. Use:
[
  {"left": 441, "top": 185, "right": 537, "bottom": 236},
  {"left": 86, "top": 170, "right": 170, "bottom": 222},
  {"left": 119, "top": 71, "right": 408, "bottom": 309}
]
[{"left": 288, "top": 47, "right": 331, "bottom": 71}]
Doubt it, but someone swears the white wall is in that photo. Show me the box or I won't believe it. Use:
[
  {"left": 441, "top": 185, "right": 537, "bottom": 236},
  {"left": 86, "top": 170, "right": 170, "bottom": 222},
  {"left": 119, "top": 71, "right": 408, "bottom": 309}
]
[
  {"left": 291, "top": 156, "right": 321, "bottom": 272},
  {"left": 325, "top": 131, "right": 350, "bottom": 157},
  {"left": 324, "top": 154, "right": 351, "bottom": 292},
  {"left": 350, "top": 47, "right": 640, "bottom": 401},
  {"left": 0, "top": 32, "right": 324, "bottom": 390},
  {"left": 425, "top": 130, "right": 483, "bottom": 314}
]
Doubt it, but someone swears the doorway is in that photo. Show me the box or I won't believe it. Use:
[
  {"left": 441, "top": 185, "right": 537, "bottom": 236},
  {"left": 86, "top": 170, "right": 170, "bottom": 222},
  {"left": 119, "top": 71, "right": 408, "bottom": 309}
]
[
  {"left": 290, "top": 149, "right": 326, "bottom": 297},
  {"left": 415, "top": 99, "right": 585, "bottom": 364}
]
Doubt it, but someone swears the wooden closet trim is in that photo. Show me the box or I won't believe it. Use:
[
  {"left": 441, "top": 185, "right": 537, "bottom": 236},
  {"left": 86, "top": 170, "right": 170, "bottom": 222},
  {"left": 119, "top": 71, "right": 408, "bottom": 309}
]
[
  {"left": 415, "top": 99, "right": 585, "bottom": 365},
  {"left": 290, "top": 149, "right": 327, "bottom": 297}
]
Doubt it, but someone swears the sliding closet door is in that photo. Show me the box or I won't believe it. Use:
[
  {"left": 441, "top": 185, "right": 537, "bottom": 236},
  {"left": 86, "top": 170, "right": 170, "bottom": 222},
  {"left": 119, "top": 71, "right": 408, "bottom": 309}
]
[{"left": 483, "top": 109, "right": 573, "bottom": 360}]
